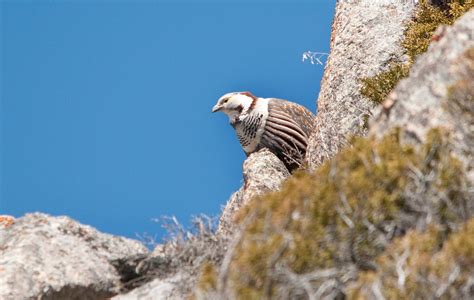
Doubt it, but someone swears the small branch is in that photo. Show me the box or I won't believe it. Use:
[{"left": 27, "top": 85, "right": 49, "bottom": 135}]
[
  {"left": 395, "top": 247, "right": 410, "bottom": 289},
  {"left": 302, "top": 51, "right": 329, "bottom": 66}
]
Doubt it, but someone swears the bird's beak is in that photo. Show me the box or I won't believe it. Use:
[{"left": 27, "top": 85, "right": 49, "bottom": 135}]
[{"left": 212, "top": 104, "right": 222, "bottom": 113}]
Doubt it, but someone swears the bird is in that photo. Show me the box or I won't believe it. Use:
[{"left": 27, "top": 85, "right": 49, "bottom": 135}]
[{"left": 212, "top": 91, "right": 316, "bottom": 171}]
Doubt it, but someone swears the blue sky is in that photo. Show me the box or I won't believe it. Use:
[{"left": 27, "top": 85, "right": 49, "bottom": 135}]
[{"left": 0, "top": 0, "right": 335, "bottom": 242}]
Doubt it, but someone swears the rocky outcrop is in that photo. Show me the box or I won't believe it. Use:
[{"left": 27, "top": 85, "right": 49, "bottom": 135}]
[
  {"left": 2, "top": 3, "right": 472, "bottom": 300},
  {"left": 218, "top": 148, "right": 290, "bottom": 234},
  {"left": 370, "top": 9, "right": 474, "bottom": 178},
  {"left": 0, "top": 213, "right": 148, "bottom": 300},
  {"left": 306, "top": 0, "right": 416, "bottom": 168}
]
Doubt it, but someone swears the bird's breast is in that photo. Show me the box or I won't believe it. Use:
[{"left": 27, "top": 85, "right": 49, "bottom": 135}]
[{"left": 234, "top": 98, "right": 269, "bottom": 154}]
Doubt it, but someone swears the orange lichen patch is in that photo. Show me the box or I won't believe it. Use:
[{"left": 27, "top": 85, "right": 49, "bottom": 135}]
[{"left": 0, "top": 215, "right": 15, "bottom": 228}]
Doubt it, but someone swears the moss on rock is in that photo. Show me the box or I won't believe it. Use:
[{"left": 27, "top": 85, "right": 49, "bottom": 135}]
[
  {"left": 361, "top": 0, "right": 473, "bottom": 105},
  {"left": 360, "top": 63, "right": 410, "bottom": 104}
]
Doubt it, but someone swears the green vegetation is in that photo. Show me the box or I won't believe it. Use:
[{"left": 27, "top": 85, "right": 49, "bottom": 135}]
[
  {"left": 360, "top": 63, "right": 409, "bottom": 104},
  {"left": 361, "top": 0, "right": 474, "bottom": 104},
  {"left": 196, "top": 128, "right": 470, "bottom": 298}
]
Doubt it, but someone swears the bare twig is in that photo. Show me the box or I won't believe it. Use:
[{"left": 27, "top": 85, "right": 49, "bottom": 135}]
[{"left": 302, "top": 51, "right": 329, "bottom": 65}]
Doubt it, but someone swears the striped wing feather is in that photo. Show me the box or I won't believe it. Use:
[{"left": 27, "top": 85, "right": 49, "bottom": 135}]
[{"left": 260, "top": 99, "right": 316, "bottom": 170}]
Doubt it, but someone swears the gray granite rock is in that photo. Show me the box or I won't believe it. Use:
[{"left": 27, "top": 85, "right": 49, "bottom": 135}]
[
  {"left": 218, "top": 148, "right": 290, "bottom": 234},
  {"left": 370, "top": 9, "right": 474, "bottom": 179},
  {"left": 112, "top": 273, "right": 184, "bottom": 300},
  {"left": 0, "top": 213, "right": 148, "bottom": 300},
  {"left": 306, "top": 0, "right": 416, "bottom": 168}
]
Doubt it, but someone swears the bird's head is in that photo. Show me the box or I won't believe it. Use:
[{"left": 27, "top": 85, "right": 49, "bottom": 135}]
[{"left": 212, "top": 92, "right": 257, "bottom": 120}]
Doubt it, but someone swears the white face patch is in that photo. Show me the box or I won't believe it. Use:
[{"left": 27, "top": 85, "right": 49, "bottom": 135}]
[{"left": 219, "top": 93, "right": 253, "bottom": 124}]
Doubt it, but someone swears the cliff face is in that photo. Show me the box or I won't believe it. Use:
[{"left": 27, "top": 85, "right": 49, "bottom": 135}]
[
  {"left": 306, "top": 0, "right": 415, "bottom": 168},
  {"left": 1, "top": 1, "right": 473, "bottom": 299}
]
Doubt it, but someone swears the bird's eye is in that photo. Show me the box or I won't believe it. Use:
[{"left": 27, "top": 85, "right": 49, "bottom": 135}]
[{"left": 223, "top": 98, "right": 229, "bottom": 103}]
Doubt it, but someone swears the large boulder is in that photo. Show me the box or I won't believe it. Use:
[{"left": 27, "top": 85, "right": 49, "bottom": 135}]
[
  {"left": 0, "top": 213, "right": 148, "bottom": 300},
  {"left": 306, "top": 0, "right": 416, "bottom": 168}
]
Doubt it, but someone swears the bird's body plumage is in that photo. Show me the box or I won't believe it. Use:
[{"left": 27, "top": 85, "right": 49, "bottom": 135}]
[{"left": 212, "top": 92, "right": 316, "bottom": 171}]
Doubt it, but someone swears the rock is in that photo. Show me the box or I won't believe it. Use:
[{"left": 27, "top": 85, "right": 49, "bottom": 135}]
[
  {"left": 0, "top": 213, "right": 148, "bottom": 300},
  {"left": 112, "top": 273, "right": 184, "bottom": 300},
  {"left": 113, "top": 216, "right": 229, "bottom": 299},
  {"left": 306, "top": 0, "right": 416, "bottom": 168},
  {"left": 0, "top": 215, "right": 15, "bottom": 229},
  {"left": 370, "top": 9, "right": 474, "bottom": 178},
  {"left": 218, "top": 148, "right": 290, "bottom": 234}
]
